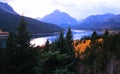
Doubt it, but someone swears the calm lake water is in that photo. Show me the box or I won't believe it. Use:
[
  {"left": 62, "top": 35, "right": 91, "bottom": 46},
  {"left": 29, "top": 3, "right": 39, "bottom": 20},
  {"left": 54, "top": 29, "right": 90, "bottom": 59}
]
[{"left": 30, "top": 30, "right": 93, "bottom": 46}]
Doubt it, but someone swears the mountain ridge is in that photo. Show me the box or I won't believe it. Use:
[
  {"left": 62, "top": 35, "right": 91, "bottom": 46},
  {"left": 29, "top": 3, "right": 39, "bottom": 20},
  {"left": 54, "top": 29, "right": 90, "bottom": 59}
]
[
  {"left": 0, "top": 2, "right": 18, "bottom": 15},
  {"left": 40, "top": 9, "right": 78, "bottom": 29},
  {"left": 77, "top": 13, "right": 120, "bottom": 30},
  {"left": 0, "top": 3, "right": 64, "bottom": 34}
]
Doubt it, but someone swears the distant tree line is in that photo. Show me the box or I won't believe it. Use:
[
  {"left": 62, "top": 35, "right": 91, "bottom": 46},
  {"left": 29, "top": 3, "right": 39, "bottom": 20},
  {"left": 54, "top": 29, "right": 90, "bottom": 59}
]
[{"left": 0, "top": 16, "right": 120, "bottom": 74}]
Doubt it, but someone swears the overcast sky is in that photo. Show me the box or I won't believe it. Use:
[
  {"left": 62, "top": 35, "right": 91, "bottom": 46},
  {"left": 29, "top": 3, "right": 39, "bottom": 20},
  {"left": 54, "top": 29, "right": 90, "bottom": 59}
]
[{"left": 0, "top": 0, "right": 120, "bottom": 20}]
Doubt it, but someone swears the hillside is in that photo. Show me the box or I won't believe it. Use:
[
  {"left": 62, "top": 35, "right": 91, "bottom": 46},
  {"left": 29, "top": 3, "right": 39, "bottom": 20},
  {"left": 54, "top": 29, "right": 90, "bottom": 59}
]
[
  {"left": 0, "top": 2, "right": 17, "bottom": 15},
  {"left": 101, "top": 14, "right": 120, "bottom": 30},
  {"left": 77, "top": 13, "right": 120, "bottom": 30},
  {"left": 0, "top": 2, "right": 64, "bottom": 34}
]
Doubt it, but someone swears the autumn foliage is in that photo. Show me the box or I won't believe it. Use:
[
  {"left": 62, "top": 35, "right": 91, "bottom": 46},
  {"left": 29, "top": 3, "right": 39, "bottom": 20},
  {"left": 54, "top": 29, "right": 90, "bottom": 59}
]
[{"left": 74, "top": 38, "right": 102, "bottom": 54}]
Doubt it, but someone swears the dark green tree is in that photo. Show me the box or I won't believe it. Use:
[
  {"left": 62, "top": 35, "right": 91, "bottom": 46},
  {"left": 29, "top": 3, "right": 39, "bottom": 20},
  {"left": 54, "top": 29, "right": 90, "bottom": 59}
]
[
  {"left": 0, "top": 45, "right": 7, "bottom": 73},
  {"left": 82, "top": 31, "right": 102, "bottom": 74},
  {"left": 15, "top": 16, "right": 35, "bottom": 74},
  {"left": 3, "top": 32, "right": 17, "bottom": 73},
  {"left": 35, "top": 28, "right": 78, "bottom": 74},
  {"left": 16, "top": 16, "right": 30, "bottom": 48},
  {"left": 65, "top": 28, "right": 78, "bottom": 73},
  {"left": 106, "top": 33, "right": 120, "bottom": 74},
  {"left": 57, "top": 31, "right": 66, "bottom": 53},
  {"left": 91, "top": 31, "right": 98, "bottom": 44},
  {"left": 6, "top": 32, "right": 16, "bottom": 50},
  {"left": 44, "top": 39, "right": 50, "bottom": 51},
  {"left": 35, "top": 47, "right": 77, "bottom": 74},
  {"left": 100, "top": 30, "right": 110, "bottom": 71},
  {"left": 115, "top": 33, "right": 120, "bottom": 60},
  {"left": 5, "top": 16, "right": 36, "bottom": 74},
  {"left": 65, "top": 27, "right": 74, "bottom": 53}
]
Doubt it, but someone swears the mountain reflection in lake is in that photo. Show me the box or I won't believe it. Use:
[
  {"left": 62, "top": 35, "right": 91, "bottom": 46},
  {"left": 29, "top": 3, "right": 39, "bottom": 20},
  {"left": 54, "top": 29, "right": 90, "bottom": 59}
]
[{"left": 30, "top": 30, "right": 93, "bottom": 47}]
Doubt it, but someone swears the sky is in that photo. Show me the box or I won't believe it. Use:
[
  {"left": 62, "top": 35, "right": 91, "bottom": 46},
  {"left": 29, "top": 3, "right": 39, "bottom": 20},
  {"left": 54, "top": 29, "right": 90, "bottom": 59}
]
[{"left": 0, "top": 0, "right": 120, "bottom": 20}]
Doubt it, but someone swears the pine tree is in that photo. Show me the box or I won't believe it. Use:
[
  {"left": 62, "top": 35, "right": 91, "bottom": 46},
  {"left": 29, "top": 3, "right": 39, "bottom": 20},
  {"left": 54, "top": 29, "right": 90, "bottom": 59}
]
[
  {"left": 102, "top": 30, "right": 110, "bottom": 54},
  {"left": 101, "top": 30, "right": 110, "bottom": 71},
  {"left": 116, "top": 33, "right": 120, "bottom": 60},
  {"left": 107, "top": 33, "right": 120, "bottom": 74},
  {"left": 16, "top": 16, "right": 35, "bottom": 74},
  {"left": 57, "top": 31, "right": 66, "bottom": 53},
  {"left": 44, "top": 39, "right": 50, "bottom": 51},
  {"left": 65, "top": 28, "right": 78, "bottom": 73},
  {"left": 35, "top": 28, "right": 78, "bottom": 74},
  {"left": 6, "top": 32, "right": 16, "bottom": 50},
  {"left": 4, "top": 32, "right": 17, "bottom": 73},
  {"left": 91, "top": 31, "right": 98, "bottom": 44},
  {"left": 5, "top": 16, "right": 36, "bottom": 74},
  {"left": 16, "top": 16, "right": 30, "bottom": 48},
  {"left": 83, "top": 31, "right": 101, "bottom": 74},
  {"left": 65, "top": 27, "right": 74, "bottom": 53}
]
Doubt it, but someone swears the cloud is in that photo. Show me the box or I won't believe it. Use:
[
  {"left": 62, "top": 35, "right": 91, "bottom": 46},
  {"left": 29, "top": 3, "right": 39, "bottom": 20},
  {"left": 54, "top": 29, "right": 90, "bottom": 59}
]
[
  {"left": 50, "top": 0, "right": 120, "bottom": 20},
  {"left": 0, "top": 0, "right": 13, "bottom": 3}
]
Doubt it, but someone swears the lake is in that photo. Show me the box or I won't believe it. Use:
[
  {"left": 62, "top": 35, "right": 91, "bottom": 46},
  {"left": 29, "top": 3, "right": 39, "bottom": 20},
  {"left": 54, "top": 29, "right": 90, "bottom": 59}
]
[{"left": 30, "top": 30, "right": 93, "bottom": 46}]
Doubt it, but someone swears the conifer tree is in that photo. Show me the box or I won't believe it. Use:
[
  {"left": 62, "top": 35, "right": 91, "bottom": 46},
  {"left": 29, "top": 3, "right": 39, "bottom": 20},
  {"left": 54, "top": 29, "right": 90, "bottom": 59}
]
[
  {"left": 101, "top": 30, "right": 110, "bottom": 71},
  {"left": 65, "top": 28, "right": 78, "bottom": 73},
  {"left": 83, "top": 31, "right": 100, "bottom": 74},
  {"left": 4, "top": 32, "right": 17, "bottom": 73},
  {"left": 16, "top": 16, "right": 35, "bottom": 74},
  {"left": 5, "top": 16, "right": 36, "bottom": 74},
  {"left": 65, "top": 27, "right": 74, "bottom": 53},
  {"left": 57, "top": 31, "right": 66, "bottom": 53},
  {"left": 35, "top": 28, "right": 78, "bottom": 74},
  {"left": 16, "top": 16, "right": 30, "bottom": 48},
  {"left": 6, "top": 32, "right": 16, "bottom": 50},
  {"left": 44, "top": 39, "right": 50, "bottom": 51},
  {"left": 107, "top": 33, "right": 120, "bottom": 74},
  {"left": 102, "top": 30, "right": 110, "bottom": 54}
]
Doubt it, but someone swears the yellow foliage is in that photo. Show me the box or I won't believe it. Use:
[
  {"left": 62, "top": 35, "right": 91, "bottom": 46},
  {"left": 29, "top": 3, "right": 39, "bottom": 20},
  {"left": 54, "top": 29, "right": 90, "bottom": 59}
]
[
  {"left": 74, "top": 39, "right": 103, "bottom": 55},
  {"left": 74, "top": 40, "right": 90, "bottom": 53}
]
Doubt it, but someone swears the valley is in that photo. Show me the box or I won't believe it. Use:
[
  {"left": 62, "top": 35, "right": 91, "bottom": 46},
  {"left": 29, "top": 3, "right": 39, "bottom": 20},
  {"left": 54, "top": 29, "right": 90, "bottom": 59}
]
[{"left": 0, "top": 1, "right": 120, "bottom": 74}]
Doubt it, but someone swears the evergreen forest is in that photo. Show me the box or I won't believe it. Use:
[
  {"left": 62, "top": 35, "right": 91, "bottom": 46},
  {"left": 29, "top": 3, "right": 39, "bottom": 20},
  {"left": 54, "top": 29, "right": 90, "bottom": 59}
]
[{"left": 0, "top": 16, "right": 120, "bottom": 74}]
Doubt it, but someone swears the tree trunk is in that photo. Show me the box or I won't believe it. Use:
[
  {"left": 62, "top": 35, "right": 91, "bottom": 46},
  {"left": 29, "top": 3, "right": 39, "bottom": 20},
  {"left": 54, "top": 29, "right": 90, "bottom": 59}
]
[
  {"left": 94, "top": 61, "right": 97, "bottom": 74},
  {"left": 109, "top": 56, "right": 115, "bottom": 74}
]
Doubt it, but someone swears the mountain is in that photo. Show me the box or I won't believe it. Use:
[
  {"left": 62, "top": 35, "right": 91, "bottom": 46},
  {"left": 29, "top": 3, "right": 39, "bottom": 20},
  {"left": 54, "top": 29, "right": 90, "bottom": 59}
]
[
  {"left": 41, "top": 10, "right": 77, "bottom": 29},
  {"left": 101, "top": 14, "right": 120, "bottom": 30},
  {"left": 0, "top": 2, "right": 17, "bottom": 15},
  {"left": 36, "top": 17, "right": 42, "bottom": 21},
  {"left": 0, "top": 2, "right": 64, "bottom": 34},
  {"left": 77, "top": 13, "right": 117, "bottom": 30}
]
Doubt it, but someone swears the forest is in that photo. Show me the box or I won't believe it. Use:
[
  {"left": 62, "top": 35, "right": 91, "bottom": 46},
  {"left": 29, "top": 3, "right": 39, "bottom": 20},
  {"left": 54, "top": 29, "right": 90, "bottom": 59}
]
[{"left": 0, "top": 16, "right": 120, "bottom": 74}]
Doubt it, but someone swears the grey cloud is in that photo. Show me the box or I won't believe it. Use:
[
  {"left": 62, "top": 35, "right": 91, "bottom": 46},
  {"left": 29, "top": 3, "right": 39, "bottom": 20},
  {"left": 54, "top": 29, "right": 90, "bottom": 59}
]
[{"left": 51, "top": 0, "right": 76, "bottom": 7}]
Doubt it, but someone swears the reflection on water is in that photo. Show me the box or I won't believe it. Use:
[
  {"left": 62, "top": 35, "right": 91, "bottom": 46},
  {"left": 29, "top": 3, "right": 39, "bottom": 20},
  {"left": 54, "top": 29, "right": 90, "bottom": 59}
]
[
  {"left": 73, "top": 30, "right": 92, "bottom": 40},
  {"left": 30, "top": 30, "right": 93, "bottom": 46},
  {"left": 30, "top": 36, "right": 56, "bottom": 47}
]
